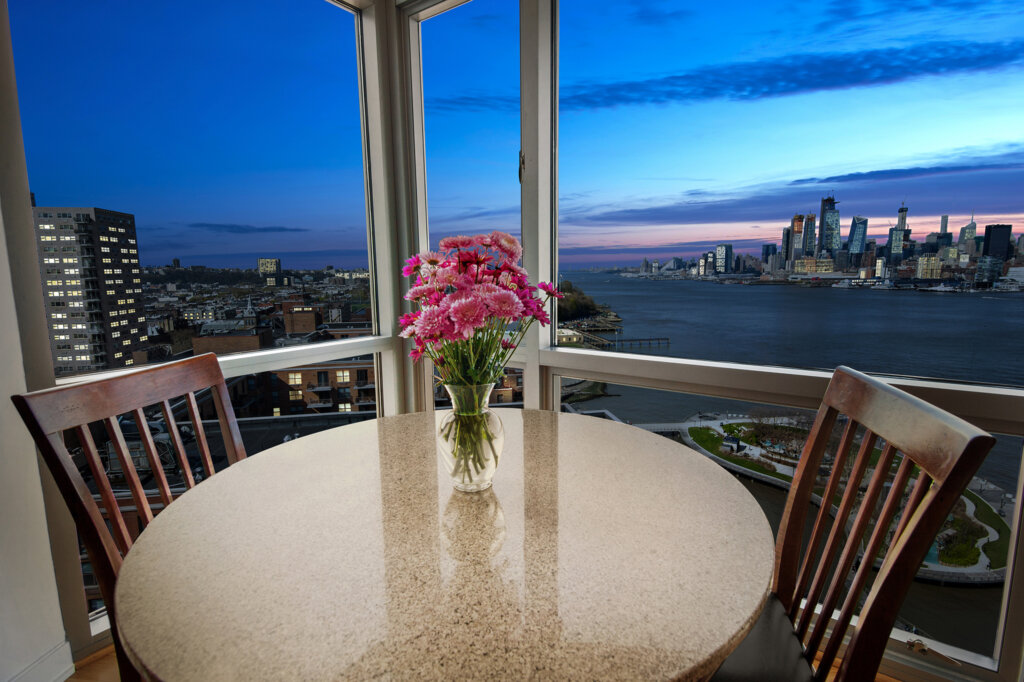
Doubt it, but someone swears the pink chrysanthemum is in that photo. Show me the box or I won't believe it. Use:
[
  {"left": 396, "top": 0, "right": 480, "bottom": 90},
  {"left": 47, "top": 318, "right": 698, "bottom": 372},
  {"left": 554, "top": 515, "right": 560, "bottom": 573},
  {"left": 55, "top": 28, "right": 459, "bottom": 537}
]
[
  {"left": 402, "top": 255, "right": 422, "bottom": 277},
  {"left": 404, "top": 284, "right": 437, "bottom": 301},
  {"left": 415, "top": 306, "right": 452, "bottom": 338},
  {"left": 439, "top": 235, "right": 477, "bottom": 250},
  {"left": 485, "top": 289, "right": 525, "bottom": 319},
  {"left": 538, "top": 281, "right": 564, "bottom": 298},
  {"left": 447, "top": 297, "right": 488, "bottom": 339},
  {"left": 420, "top": 250, "right": 446, "bottom": 266},
  {"left": 433, "top": 266, "right": 460, "bottom": 288},
  {"left": 489, "top": 231, "right": 523, "bottom": 263}
]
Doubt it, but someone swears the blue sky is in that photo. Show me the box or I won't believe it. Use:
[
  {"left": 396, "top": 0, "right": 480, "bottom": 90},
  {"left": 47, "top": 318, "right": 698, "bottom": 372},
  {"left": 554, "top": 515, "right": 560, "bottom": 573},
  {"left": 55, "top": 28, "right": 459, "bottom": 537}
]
[{"left": 10, "top": 0, "right": 1024, "bottom": 268}]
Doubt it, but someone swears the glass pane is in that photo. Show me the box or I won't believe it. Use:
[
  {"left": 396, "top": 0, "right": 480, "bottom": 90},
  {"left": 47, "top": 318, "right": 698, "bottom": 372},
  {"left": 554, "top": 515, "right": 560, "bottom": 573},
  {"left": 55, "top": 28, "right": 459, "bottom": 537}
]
[
  {"left": 557, "top": 0, "right": 1024, "bottom": 387},
  {"left": 11, "top": 1, "right": 371, "bottom": 378},
  {"left": 421, "top": 0, "right": 521, "bottom": 246},
  {"left": 560, "top": 380, "right": 1020, "bottom": 658}
]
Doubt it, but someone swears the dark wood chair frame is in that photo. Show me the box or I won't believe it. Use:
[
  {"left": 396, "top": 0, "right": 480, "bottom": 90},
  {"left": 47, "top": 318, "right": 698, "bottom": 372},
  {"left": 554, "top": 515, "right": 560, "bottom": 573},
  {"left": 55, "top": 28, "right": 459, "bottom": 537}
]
[
  {"left": 12, "top": 353, "right": 247, "bottom": 681},
  {"left": 769, "top": 365, "right": 995, "bottom": 680}
]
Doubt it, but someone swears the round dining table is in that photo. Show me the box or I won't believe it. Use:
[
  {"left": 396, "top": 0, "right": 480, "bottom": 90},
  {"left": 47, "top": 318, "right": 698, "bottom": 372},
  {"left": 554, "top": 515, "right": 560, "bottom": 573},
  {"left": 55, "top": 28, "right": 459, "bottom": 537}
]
[{"left": 115, "top": 409, "right": 775, "bottom": 681}]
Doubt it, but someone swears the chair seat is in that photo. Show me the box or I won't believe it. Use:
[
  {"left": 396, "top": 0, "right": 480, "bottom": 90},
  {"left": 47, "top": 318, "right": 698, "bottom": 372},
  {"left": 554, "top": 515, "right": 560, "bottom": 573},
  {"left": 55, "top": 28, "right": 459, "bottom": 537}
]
[{"left": 711, "top": 593, "right": 813, "bottom": 682}]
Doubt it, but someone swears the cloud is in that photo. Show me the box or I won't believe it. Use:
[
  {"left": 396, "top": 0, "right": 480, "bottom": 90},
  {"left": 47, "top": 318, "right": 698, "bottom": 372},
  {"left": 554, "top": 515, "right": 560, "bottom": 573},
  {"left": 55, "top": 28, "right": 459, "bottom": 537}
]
[
  {"left": 563, "top": 148, "right": 1024, "bottom": 227},
  {"left": 790, "top": 161, "right": 1024, "bottom": 185},
  {"left": 428, "top": 39, "right": 1024, "bottom": 112},
  {"left": 430, "top": 205, "right": 521, "bottom": 224},
  {"left": 188, "top": 222, "right": 310, "bottom": 234}
]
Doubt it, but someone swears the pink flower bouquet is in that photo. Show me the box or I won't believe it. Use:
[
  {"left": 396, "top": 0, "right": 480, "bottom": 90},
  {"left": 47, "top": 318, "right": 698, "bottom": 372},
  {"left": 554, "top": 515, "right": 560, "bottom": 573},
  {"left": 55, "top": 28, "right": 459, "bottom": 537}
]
[
  {"left": 400, "top": 231, "right": 561, "bottom": 491},
  {"left": 399, "top": 231, "right": 561, "bottom": 386}
]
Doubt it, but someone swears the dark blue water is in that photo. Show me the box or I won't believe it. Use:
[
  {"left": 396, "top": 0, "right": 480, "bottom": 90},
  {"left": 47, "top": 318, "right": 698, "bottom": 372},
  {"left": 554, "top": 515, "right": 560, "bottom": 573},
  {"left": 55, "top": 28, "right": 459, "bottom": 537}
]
[{"left": 562, "top": 271, "right": 1024, "bottom": 491}]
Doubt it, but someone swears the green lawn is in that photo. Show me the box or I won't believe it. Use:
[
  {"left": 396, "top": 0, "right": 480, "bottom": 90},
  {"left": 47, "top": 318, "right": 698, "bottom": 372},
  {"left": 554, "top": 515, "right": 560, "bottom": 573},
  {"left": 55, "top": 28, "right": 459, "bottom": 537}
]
[
  {"left": 938, "top": 515, "right": 985, "bottom": 566},
  {"left": 964, "top": 489, "right": 1011, "bottom": 570},
  {"left": 722, "top": 422, "right": 760, "bottom": 446},
  {"left": 688, "top": 427, "right": 791, "bottom": 483}
]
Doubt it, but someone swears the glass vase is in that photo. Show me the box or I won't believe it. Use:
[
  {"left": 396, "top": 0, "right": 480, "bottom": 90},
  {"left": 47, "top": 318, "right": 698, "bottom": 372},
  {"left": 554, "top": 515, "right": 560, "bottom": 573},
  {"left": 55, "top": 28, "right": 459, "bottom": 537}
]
[{"left": 438, "top": 383, "right": 504, "bottom": 492}]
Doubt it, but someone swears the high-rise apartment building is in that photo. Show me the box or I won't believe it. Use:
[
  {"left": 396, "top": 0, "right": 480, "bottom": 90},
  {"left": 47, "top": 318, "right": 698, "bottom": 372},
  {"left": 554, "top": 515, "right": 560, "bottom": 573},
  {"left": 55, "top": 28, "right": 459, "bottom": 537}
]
[
  {"left": 715, "top": 244, "right": 733, "bottom": 274},
  {"left": 983, "top": 224, "right": 1013, "bottom": 261},
  {"left": 258, "top": 257, "right": 289, "bottom": 286},
  {"left": 818, "top": 196, "right": 841, "bottom": 256},
  {"left": 33, "top": 206, "right": 147, "bottom": 376},
  {"left": 940, "top": 215, "right": 949, "bottom": 234}
]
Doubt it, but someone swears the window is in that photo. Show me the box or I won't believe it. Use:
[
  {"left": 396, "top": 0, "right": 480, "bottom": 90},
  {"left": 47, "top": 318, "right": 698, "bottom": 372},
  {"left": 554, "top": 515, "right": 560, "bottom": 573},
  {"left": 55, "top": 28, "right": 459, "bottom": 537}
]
[
  {"left": 289, "top": 390, "right": 303, "bottom": 401},
  {"left": 337, "top": 403, "right": 352, "bottom": 412},
  {"left": 422, "top": 0, "right": 521, "bottom": 247},
  {"left": 335, "top": 369, "right": 349, "bottom": 382},
  {"left": 288, "top": 372, "right": 302, "bottom": 386}
]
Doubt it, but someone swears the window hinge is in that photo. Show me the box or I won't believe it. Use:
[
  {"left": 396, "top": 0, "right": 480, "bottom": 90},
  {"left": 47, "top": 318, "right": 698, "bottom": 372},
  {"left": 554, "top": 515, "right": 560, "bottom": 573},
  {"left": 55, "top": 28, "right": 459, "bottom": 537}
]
[
  {"left": 518, "top": 150, "right": 525, "bottom": 184},
  {"left": 906, "top": 639, "right": 961, "bottom": 666}
]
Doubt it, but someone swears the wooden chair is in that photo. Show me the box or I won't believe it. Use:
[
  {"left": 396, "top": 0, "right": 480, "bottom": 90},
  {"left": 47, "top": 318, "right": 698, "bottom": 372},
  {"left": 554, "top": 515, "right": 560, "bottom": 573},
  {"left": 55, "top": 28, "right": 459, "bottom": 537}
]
[
  {"left": 712, "top": 366, "right": 995, "bottom": 681},
  {"left": 11, "top": 353, "right": 246, "bottom": 681}
]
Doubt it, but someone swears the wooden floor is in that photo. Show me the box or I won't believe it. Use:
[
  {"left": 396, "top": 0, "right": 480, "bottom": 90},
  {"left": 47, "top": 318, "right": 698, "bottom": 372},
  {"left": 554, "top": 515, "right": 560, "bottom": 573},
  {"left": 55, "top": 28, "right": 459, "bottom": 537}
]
[
  {"left": 68, "top": 645, "right": 902, "bottom": 681},
  {"left": 67, "top": 646, "right": 120, "bottom": 682}
]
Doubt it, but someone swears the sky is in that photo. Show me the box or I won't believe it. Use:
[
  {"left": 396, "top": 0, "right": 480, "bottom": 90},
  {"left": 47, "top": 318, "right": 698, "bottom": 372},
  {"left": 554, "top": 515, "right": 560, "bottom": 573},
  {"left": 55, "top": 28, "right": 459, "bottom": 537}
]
[{"left": 10, "top": 0, "right": 1024, "bottom": 269}]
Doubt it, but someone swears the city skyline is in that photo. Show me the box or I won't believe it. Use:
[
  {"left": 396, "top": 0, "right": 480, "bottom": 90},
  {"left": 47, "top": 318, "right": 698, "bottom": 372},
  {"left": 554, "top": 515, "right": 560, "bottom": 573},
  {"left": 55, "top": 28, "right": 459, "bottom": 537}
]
[{"left": 10, "top": 0, "right": 1024, "bottom": 268}]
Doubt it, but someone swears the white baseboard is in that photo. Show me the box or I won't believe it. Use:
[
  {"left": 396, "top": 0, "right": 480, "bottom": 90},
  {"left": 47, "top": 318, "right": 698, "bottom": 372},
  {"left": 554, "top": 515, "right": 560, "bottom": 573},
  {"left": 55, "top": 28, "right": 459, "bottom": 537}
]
[{"left": 9, "top": 640, "right": 74, "bottom": 682}]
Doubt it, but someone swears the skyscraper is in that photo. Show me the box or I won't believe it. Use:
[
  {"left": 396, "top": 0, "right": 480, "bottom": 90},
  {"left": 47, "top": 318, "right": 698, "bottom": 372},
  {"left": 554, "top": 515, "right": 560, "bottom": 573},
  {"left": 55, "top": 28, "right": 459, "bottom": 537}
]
[
  {"left": 715, "top": 244, "right": 733, "bottom": 274},
  {"left": 258, "top": 257, "right": 286, "bottom": 286},
  {"left": 940, "top": 215, "right": 949, "bottom": 234},
  {"left": 847, "top": 216, "right": 868, "bottom": 254},
  {"left": 818, "top": 196, "right": 841, "bottom": 256},
  {"left": 802, "top": 213, "right": 817, "bottom": 256},
  {"left": 789, "top": 214, "right": 805, "bottom": 261},
  {"left": 33, "top": 206, "right": 147, "bottom": 376},
  {"left": 781, "top": 227, "right": 792, "bottom": 268},
  {"left": 889, "top": 203, "right": 909, "bottom": 265},
  {"left": 958, "top": 214, "right": 976, "bottom": 249},
  {"left": 983, "top": 224, "right": 1013, "bottom": 261}
]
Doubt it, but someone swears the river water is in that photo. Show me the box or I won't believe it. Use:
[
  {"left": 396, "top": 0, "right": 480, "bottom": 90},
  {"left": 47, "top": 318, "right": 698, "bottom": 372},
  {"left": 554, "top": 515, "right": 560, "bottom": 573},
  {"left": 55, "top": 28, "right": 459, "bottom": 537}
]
[{"left": 560, "top": 270, "right": 1024, "bottom": 656}]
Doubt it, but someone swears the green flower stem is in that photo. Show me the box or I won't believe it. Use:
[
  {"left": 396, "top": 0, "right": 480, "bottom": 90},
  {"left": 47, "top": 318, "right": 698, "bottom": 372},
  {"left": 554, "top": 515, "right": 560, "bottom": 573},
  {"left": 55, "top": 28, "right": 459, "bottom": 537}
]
[{"left": 442, "top": 385, "right": 500, "bottom": 485}]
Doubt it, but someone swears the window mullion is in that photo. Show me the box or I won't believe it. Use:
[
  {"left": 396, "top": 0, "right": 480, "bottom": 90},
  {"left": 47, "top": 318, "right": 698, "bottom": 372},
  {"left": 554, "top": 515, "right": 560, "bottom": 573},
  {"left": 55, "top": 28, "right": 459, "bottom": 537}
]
[{"left": 520, "top": 0, "right": 557, "bottom": 410}]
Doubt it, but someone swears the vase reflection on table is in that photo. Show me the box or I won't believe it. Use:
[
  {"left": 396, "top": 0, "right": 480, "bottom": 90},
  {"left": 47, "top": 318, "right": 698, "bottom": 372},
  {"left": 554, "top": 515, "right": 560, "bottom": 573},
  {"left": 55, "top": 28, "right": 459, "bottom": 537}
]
[{"left": 399, "top": 231, "right": 561, "bottom": 492}]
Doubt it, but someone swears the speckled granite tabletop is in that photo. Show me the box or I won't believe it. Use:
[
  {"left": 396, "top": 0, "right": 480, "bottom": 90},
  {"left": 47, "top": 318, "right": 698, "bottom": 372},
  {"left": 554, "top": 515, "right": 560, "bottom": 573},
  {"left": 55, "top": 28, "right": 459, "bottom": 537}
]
[{"left": 115, "top": 409, "right": 774, "bottom": 681}]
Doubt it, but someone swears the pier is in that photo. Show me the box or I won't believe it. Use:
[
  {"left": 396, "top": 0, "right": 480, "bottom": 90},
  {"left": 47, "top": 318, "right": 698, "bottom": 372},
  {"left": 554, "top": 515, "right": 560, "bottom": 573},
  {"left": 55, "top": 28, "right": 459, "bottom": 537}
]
[{"left": 575, "top": 330, "right": 670, "bottom": 349}]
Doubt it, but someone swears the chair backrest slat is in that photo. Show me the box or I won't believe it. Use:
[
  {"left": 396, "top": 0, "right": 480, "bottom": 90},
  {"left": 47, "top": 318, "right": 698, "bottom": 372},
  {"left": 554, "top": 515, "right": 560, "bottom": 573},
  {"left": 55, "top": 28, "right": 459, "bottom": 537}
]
[
  {"left": 11, "top": 353, "right": 247, "bottom": 682},
  {"left": 770, "top": 366, "right": 995, "bottom": 681},
  {"left": 794, "top": 428, "right": 876, "bottom": 637},
  {"left": 893, "top": 471, "right": 931, "bottom": 543},
  {"left": 132, "top": 407, "right": 174, "bottom": 507},
  {"left": 185, "top": 391, "right": 215, "bottom": 478},
  {"left": 103, "top": 416, "right": 155, "bottom": 527},
  {"left": 815, "top": 454, "right": 916, "bottom": 679},
  {"left": 161, "top": 398, "right": 196, "bottom": 489},
  {"left": 803, "top": 443, "right": 897, "bottom": 657},
  {"left": 774, "top": 405, "right": 839, "bottom": 606},
  {"left": 789, "top": 418, "right": 864, "bottom": 622},
  {"left": 76, "top": 424, "right": 134, "bottom": 554}
]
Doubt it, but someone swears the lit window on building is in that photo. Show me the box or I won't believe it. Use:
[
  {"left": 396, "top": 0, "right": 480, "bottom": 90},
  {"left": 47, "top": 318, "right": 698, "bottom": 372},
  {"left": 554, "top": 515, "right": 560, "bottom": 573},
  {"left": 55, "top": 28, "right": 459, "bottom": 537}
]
[
  {"left": 338, "top": 403, "right": 352, "bottom": 412},
  {"left": 288, "top": 372, "right": 302, "bottom": 385},
  {"left": 289, "top": 390, "right": 303, "bottom": 401},
  {"left": 336, "top": 370, "right": 350, "bottom": 382}
]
